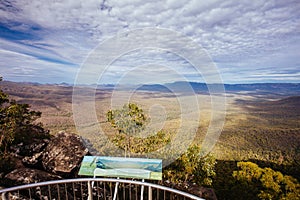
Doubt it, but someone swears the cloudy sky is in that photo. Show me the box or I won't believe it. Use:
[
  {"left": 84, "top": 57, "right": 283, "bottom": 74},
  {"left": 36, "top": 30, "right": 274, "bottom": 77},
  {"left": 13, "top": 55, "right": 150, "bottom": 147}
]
[{"left": 0, "top": 0, "right": 300, "bottom": 84}]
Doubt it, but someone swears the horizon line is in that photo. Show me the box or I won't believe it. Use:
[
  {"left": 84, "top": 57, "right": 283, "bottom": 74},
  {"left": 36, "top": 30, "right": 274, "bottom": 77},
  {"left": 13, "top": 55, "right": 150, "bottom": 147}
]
[{"left": 1, "top": 79, "right": 300, "bottom": 86}]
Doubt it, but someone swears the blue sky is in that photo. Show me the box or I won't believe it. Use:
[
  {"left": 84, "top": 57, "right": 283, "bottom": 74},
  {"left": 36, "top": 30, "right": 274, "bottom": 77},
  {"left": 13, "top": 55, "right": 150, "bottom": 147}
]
[{"left": 0, "top": 0, "right": 300, "bottom": 84}]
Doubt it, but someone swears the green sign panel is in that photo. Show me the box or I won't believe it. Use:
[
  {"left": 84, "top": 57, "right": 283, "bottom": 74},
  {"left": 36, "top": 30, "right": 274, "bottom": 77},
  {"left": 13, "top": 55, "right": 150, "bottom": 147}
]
[{"left": 79, "top": 156, "right": 162, "bottom": 180}]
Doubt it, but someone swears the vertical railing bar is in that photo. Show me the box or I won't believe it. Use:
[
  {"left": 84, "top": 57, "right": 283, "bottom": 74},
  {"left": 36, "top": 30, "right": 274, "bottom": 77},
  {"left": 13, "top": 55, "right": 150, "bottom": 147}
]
[
  {"left": 39, "top": 186, "right": 42, "bottom": 198},
  {"left": 1, "top": 192, "right": 7, "bottom": 200},
  {"left": 148, "top": 186, "right": 152, "bottom": 200},
  {"left": 158, "top": 188, "right": 161, "bottom": 200},
  {"left": 72, "top": 182, "right": 76, "bottom": 199},
  {"left": 87, "top": 181, "right": 92, "bottom": 200},
  {"left": 122, "top": 183, "right": 125, "bottom": 199},
  {"left": 123, "top": 182, "right": 125, "bottom": 200},
  {"left": 101, "top": 181, "right": 103, "bottom": 200},
  {"left": 96, "top": 181, "right": 100, "bottom": 200},
  {"left": 48, "top": 184, "right": 52, "bottom": 200},
  {"left": 80, "top": 182, "right": 83, "bottom": 200},
  {"left": 135, "top": 184, "right": 138, "bottom": 200},
  {"left": 28, "top": 188, "right": 32, "bottom": 199},
  {"left": 110, "top": 182, "right": 113, "bottom": 200},
  {"left": 57, "top": 184, "right": 61, "bottom": 200},
  {"left": 95, "top": 181, "right": 97, "bottom": 200},
  {"left": 140, "top": 179, "right": 145, "bottom": 200},
  {"left": 167, "top": 190, "right": 169, "bottom": 200},
  {"left": 129, "top": 183, "right": 132, "bottom": 200},
  {"left": 104, "top": 182, "right": 106, "bottom": 200},
  {"left": 113, "top": 178, "right": 119, "bottom": 200},
  {"left": 65, "top": 183, "right": 68, "bottom": 200},
  {"left": 41, "top": 186, "right": 45, "bottom": 198}
]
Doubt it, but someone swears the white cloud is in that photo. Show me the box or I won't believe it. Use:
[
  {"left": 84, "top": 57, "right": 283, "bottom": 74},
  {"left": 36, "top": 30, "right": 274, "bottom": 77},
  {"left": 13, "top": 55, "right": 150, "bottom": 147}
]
[
  {"left": 0, "top": 0, "right": 299, "bottom": 83},
  {"left": 0, "top": 48, "right": 77, "bottom": 83}
]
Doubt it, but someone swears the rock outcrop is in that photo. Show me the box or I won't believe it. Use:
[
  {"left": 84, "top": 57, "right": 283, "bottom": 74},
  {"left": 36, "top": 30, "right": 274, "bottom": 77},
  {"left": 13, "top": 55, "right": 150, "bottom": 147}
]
[
  {"left": 42, "top": 131, "right": 88, "bottom": 177},
  {"left": 4, "top": 168, "right": 61, "bottom": 185},
  {"left": 2, "top": 131, "right": 89, "bottom": 187},
  {"left": 10, "top": 139, "right": 49, "bottom": 157},
  {"left": 22, "top": 152, "right": 44, "bottom": 168}
]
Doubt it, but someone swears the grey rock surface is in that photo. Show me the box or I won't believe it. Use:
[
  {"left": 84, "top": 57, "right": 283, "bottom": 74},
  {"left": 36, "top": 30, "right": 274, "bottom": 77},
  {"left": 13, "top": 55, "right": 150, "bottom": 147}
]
[
  {"left": 42, "top": 131, "right": 88, "bottom": 176},
  {"left": 4, "top": 168, "right": 61, "bottom": 185}
]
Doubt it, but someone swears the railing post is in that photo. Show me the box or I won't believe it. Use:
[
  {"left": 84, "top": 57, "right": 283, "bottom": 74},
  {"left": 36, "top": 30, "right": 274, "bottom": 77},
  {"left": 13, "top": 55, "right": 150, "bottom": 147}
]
[
  {"left": 141, "top": 179, "right": 145, "bottom": 200},
  {"left": 113, "top": 178, "right": 120, "bottom": 200},
  {"left": 87, "top": 181, "right": 93, "bottom": 200},
  {"left": 1, "top": 192, "right": 7, "bottom": 200},
  {"left": 148, "top": 186, "right": 152, "bottom": 200}
]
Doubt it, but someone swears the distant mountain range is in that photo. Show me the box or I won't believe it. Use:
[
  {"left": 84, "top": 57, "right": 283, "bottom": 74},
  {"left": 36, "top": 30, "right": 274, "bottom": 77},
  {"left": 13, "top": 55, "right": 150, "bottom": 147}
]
[
  {"left": 1, "top": 81, "right": 300, "bottom": 96},
  {"left": 137, "top": 82, "right": 300, "bottom": 96}
]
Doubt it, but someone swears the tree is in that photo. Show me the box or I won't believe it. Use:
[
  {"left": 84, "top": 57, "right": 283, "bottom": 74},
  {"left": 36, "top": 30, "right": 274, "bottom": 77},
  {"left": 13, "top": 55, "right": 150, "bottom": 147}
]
[
  {"left": 107, "top": 103, "right": 147, "bottom": 157},
  {"left": 233, "top": 161, "right": 300, "bottom": 200},
  {"left": 164, "top": 144, "right": 216, "bottom": 187},
  {"left": 112, "top": 130, "right": 171, "bottom": 155},
  {"left": 107, "top": 103, "right": 173, "bottom": 157},
  {"left": 0, "top": 77, "right": 49, "bottom": 154},
  {"left": 107, "top": 103, "right": 146, "bottom": 135}
]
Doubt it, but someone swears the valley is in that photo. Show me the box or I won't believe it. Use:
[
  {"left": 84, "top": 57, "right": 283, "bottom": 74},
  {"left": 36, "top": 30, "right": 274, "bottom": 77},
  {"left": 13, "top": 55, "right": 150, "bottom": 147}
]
[
  {"left": 1, "top": 81, "right": 299, "bottom": 163},
  {"left": 1, "top": 80, "right": 300, "bottom": 199}
]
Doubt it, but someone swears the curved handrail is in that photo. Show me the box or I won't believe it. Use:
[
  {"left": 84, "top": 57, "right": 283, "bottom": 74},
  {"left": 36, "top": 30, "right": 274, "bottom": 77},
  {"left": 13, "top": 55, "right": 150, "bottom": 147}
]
[{"left": 0, "top": 178, "right": 204, "bottom": 200}]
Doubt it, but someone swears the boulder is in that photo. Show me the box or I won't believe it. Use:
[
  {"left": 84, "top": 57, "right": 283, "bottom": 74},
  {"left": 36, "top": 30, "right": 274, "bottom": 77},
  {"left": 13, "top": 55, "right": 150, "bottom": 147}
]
[
  {"left": 22, "top": 152, "right": 44, "bottom": 168},
  {"left": 4, "top": 168, "right": 61, "bottom": 186},
  {"left": 10, "top": 139, "right": 49, "bottom": 157},
  {"left": 0, "top": 154, "right": 24, "bottom": 178},
  {"left": 42, "top": 131, "right": 88, "bottom": 177}
]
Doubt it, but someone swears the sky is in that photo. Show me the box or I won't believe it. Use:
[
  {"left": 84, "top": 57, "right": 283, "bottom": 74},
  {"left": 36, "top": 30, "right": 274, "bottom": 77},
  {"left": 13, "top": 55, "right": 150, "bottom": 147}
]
[{"left": 0, "top": 0, "right": 300, "bottom": 84}]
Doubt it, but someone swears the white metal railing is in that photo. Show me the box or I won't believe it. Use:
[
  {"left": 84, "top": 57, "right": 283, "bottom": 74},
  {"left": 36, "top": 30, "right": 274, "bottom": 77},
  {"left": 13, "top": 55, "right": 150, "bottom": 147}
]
[{"left": 0, "top": 178, "right": 204, "bottom": 200}]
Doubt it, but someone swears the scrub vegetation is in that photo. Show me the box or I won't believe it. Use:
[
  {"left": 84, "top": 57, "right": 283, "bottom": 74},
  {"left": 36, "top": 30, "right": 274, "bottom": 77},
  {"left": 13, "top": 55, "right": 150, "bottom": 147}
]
[{"left": 1, "top": 80, "right": 299, "bottom": 199}]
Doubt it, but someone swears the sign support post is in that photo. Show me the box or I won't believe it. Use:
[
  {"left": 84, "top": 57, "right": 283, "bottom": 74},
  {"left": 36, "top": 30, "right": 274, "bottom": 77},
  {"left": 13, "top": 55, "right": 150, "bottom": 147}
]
[
  {"left": 140, "top": 179, "right": 145, "bottom": 200},
  {"left": 113, "top": 177, "right": 120, "bottom": 200}
]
